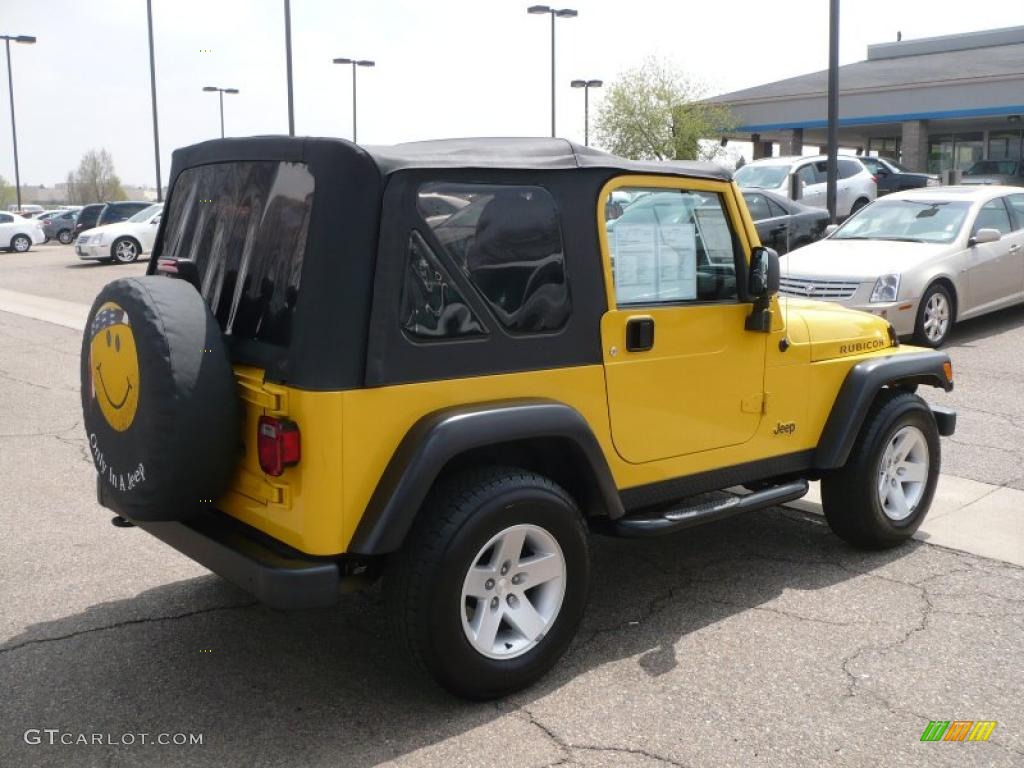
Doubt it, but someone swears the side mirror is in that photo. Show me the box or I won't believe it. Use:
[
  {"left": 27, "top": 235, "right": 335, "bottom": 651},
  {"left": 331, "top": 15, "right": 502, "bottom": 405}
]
[
  {"left": 745, "top": 247, "right": 779, "bottom": 332},
  {"left": 824, "top": 223, "right": 840, "bottom": 236},
  {"left": 970, "top": 228, "right": 1001, "bottom": 246},
  {"left": 748, "top": 246, "right": 780, "bottom": 298},
  {"left": 151, "top": 216, "right": 161, "bottom": 225}
]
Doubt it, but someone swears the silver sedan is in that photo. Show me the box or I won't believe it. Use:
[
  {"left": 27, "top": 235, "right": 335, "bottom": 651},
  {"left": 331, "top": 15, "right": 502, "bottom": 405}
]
[{"left": 778, "top": 186, "right": 1024, "bottom": 346}]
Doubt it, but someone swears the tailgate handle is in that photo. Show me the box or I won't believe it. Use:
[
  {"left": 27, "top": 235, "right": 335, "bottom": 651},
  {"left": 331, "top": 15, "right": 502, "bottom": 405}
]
[{"left": 626, "top": 316, "right": 655, "bottom": 352}]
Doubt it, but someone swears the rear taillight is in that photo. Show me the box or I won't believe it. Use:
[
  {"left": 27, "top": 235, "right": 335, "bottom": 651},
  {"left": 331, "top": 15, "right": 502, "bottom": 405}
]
[{"left": 257, "top": 415, "right": 300, "bottom": 477}]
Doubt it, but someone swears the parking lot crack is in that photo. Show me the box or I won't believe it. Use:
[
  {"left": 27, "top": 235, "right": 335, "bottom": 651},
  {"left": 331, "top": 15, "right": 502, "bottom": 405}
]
[{"left": 0, "top": 601, "right": 258, "bottom": 655}]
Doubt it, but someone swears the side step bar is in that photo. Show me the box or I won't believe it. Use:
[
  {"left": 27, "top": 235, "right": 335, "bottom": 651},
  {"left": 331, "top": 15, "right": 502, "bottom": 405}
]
[{"left": 608, "top": 480, "right": 809, "bottom": 538}]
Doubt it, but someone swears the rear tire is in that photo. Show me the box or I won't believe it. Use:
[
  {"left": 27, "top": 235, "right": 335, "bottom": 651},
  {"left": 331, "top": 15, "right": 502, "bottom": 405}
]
[
  {"left": 10, "top": 234, "right": 31, "bottom": 253},
  {"left": 821, "top": 391, "right": 940, "bottom": 549},
  {"left": 384, "top": 466, "right": 590, "bottom": 700},
  {"left": 850, "top": 198, "right": 870, "bottom": 215},
  {"left": 58, "top": 229, "right": 74, "bottom": 245}
]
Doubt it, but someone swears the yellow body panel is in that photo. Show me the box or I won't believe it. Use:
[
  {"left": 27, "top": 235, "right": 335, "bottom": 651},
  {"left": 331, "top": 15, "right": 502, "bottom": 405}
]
[{"left": 217, "top": 174, "right": 926, "bottom": 556}]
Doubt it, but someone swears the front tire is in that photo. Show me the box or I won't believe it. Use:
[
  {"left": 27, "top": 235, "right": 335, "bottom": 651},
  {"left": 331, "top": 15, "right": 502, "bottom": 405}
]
[
  {"left": 384, "top": 466, "right": 590, "bottom": 700},
  {"left": 10, "top": 234, "right": 31, "bottom": 253},
  {"left": 913, "top": 283, "right": 954, "bottom": 347},
  {"left": 111, "top": 237, "right": 141, "bottom": 264},
  {"left": 822, "top": 391, "right": 940, "bottom": 549},
  {"left": 58, "top": 229, "right": 74, "bottom": 245}
]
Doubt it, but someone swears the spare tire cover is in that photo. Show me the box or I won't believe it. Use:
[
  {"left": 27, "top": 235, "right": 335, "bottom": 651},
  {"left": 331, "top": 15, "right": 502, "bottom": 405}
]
[{"left": 80, "top": 276, "right": 240, "bottom": 521}]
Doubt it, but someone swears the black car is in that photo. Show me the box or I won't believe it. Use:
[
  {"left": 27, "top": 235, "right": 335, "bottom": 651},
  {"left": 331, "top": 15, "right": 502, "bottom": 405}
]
[
  {"left": 72, "top": 201, "right": 152, "bottom": 240},
  {"left": 741, "top": 189, "right": 830, "bottom": 254},
  {"left": 858, "top": 156, "right": 935, "bottom": 195}
]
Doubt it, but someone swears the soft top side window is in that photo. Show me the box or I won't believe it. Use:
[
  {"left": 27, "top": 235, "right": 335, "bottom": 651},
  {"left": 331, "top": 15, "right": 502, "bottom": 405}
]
[{"left": 416, "top": 182, "right": 571, "bottom": 334}]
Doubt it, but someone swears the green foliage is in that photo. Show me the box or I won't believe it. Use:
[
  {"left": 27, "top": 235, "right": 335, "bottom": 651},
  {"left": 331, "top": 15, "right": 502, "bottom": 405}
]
[
  {"left": 66, "top": 149, "right": 126, "bottom": 204},
  {"left": 0, "top": 174, "right": 14, "bottom": 209},
  {"left": 594, "top": 57, "right": 735, "bottom": 162}
]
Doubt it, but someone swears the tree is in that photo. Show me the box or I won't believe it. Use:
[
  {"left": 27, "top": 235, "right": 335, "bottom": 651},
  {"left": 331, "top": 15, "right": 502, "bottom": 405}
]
[
  {"left": 65, "top": 149, "right": 126, "bottom": 204},
  {"left": 594, "top": 57, "right": 735, "bottom": 162},
  {"left": 0, "top": 174, "right": 13, "bottom": 209}
]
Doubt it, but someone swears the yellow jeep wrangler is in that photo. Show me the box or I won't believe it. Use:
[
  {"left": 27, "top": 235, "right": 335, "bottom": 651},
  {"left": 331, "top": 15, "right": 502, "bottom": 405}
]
[{"left": 80, "top": 137, "right": 956, "bottom": 699}]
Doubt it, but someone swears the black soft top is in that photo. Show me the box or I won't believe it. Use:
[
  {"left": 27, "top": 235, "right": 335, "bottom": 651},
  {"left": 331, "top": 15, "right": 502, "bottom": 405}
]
[{"left": 167, "top": 135, "right": 731, "bottom": 183}]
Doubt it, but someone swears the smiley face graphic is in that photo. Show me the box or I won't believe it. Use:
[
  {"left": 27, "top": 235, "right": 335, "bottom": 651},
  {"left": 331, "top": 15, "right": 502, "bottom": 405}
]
[{"left": 89, "top": 302, "right": 140, "bottom": 432}]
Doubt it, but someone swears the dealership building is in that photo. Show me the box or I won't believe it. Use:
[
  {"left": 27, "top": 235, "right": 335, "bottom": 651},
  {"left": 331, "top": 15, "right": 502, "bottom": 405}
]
[{"left": 711, "top": 25, "right": 1024, "bottom": 173}]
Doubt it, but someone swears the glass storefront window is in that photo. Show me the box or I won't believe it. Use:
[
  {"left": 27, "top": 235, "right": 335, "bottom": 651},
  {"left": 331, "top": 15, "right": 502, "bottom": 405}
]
[
  {"left": 989, "top": 130, "right": 1023, "bottom": 160},
  {"left": 928, "top": 133, "right": 983, "bottom": 173},
  {"left": 867, "top": 136, "right": 900, "bottom": 161}
]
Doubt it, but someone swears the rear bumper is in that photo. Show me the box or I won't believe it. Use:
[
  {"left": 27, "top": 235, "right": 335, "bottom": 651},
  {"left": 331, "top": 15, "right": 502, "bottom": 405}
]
[{"left": 134, "top": 513, "right": 342, "bottom": 610}]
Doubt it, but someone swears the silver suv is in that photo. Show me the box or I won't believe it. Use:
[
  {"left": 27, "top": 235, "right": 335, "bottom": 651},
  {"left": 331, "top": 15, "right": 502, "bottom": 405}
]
[{"left": 735, "top": 155, "right": 877, "bottom": 217}]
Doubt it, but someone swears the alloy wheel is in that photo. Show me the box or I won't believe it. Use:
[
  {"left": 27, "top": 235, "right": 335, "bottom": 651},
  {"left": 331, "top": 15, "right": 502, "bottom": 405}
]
[
  {"left": 876, "top": 425, "right": 929, "bottom": 521},
  {"left": 922, "top": 292, "right": 949, "bottom": 343},
  {"left": 114, "top": 240, "right": 138, "bottom": 263},
  {"left": 12, "top": 235, "right": 30, "bottom": 252},
  {"left": 460, "top": 523, "right": 566, "bottom": 660}
]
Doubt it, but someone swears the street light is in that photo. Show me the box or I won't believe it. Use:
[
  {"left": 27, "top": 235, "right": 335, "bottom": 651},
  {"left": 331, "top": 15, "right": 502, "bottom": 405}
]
[
  {"left": 284, "top": 0, "right": 294, "bottom": 135},
  {"left": 1, "top": 33, "right": 36, "bottom": 213},
  {"left": 332, "top": 58, "right": 375, "bottom": 143},
  {"left": 527, "top": 6, "right": 577, "bottom": 137},
  {"left": 145, "top": 0, "right": 162, "bottom": 201},
  {"left": 202, "top": 86, "right": 240, "bottom": 139},
  {"left": 570, "top": 79, "right": 601, "bottom": 146}
]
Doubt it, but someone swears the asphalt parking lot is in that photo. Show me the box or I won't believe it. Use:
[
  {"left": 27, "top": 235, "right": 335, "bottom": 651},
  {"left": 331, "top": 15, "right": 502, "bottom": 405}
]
[{"left": 1, "top": 244, "right": 1022, "bottom": 767}]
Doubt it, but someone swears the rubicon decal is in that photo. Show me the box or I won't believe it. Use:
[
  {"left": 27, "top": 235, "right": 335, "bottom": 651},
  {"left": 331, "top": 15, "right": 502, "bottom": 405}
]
[
  {"left": 89, "top": 302, "right": 140, "bottom": 432},
  {"left": 838, "top": 339, "right": 887, "bottom": 355},
  {"left": 920, "top": 720, "right": 997, "bottom": 742}
]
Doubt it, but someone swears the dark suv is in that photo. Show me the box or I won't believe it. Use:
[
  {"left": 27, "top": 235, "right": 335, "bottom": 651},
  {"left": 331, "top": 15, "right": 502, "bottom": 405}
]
[{"left": 73, "top": 201, "right": 151, "bottom": 240}]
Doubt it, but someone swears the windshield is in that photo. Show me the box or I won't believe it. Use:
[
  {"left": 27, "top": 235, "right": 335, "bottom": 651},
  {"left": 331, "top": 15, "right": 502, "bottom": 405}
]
[
  {"left": 128, "top": 204, "right": 162, "bottom": 223},
  {"left": 967, "top": 160, "right": 1019, "bottom": 175},
  {"left": 734, "top": 164, "right": 791, "bottom": 189},
  {"left": 831, "top": 199, "right": 971, "bottom": 244}
]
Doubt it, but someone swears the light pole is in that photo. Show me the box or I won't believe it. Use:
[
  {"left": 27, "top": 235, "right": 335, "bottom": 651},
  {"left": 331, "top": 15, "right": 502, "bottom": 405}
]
[
  {"left": 145, "top": 0, "right": 162, "bottom": 201},
  {"left": 332, "top": 58, "right": 374, "bottom": 143},
  {"left": 1, "top": 33, "right": 36, "bottom": 213},
  {"left": 202, "top": 86, "right": 239, "bottom": 139},
  {"left": 527, "top": 6, "right": 577, "bottom": 137},
  {"left": 826, "top": 0, "right": 840, "bottom": 222},
  {"left": 284, "top": 0, "right": 294, "bottom": 135},
  {"left": 570, "top": 79, "right": 601, "bottom": 146}
]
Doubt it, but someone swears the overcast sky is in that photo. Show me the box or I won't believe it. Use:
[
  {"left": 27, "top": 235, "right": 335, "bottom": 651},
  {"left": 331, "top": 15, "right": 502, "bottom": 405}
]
[{"left": 0, "top": 0, "right": 1017, "bottom": 187}]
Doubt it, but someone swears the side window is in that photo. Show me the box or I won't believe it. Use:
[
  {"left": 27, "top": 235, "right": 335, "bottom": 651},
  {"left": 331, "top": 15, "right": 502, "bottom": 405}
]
[
  {"left": 1005, "top": 194, "right": 1024, "bottom": 231},
  {"left": 796, "top": 164, "right": 818, "bottom": 188},
  {"left": 973, "top": 198, "right": 1013, "bottom": 236},
  {"left": 400, "top": 230, "right": 485, "bottom": 340},
  {"left": 838, "top": 159, "right": 863, "bottom": 179},
  {"left": 766, "top": 198, "right": 788, "bottom": 218},
  {"left": 860, "top": 157, "right": 881, "bottom": 174},
  {"left": 0, "top": 213, "right": 12, "bottom": 223},
  {"left": 417, "top": 182, "right": 571, "bottom": 334},
  {"left": 743, "top": 193, "right": 770, "bottom": 221},
  {"left": 605, "top": 186, "right": 740, "bottom": 306}
]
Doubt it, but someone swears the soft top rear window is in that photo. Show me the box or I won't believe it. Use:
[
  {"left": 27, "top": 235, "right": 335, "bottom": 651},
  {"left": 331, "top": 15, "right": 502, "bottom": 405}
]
[{"left": 159, "top": 160, "right": 315, "bottom": 346}]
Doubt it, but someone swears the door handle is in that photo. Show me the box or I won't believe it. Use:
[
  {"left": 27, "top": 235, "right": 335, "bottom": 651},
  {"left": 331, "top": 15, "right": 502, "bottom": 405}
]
[
  {"left": 626, "top": 316, "right": 655, "bottom": 352},
  {"left": 1010, "top": 244, "right": 1020, "bottom": 252}
]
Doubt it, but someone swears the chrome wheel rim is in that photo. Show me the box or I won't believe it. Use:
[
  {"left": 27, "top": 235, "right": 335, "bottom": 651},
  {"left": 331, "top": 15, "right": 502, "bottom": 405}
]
[
  {"left": 460, "top": 523, "right": 566, "bottom": 660},
  {"left": 59, "top": 231, "right": 72, "bottom": 244},
  {"left": 13, "top": 236, "right": 29, "bottom": 252},
  {"left": 922, "top": 292, "right": 949, "bottom": 343},
  {"left": 114, "top": 240, "right": 137, "bottom": 262},
  {"left": 877, "top": 425, "right": 929, "bottom": 521}
]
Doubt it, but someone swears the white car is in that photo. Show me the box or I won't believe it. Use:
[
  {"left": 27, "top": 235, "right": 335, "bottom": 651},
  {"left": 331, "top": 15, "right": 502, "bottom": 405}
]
[
  {"left": 778, "top": 186, "right": 1024, "bottom": 347},
  {"left": 75, "top": 203, "right": 163, "bottom": 264},
  {"left": 734, "top": 155, "right": 877, "bottom": 218},
  {"left": 0, "top": 211, "right": 46, "bottom": 252}
]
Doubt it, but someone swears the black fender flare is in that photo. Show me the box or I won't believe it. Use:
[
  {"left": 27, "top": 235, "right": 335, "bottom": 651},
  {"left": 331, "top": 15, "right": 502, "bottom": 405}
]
[
  {"left": 348, "top": 399, "right": 623, "bottom": 555},
  {"left": 814, "top": 350, "right": 954, "bottom": 469}
]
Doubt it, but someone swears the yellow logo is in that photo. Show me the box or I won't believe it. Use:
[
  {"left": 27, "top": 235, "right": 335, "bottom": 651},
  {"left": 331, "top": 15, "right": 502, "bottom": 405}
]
[{"left": 89, "top": 302, "right": 140, "bottom": 432}]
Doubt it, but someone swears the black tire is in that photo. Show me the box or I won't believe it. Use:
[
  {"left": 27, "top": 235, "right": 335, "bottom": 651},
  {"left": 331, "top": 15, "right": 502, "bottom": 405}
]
[
  {"left": 80, "top": 276, "right": 240, "bottom": 522},
  {"left": 384, "top": 466, "right": 590, "bottom": 700},
  {"left": 849, "top": 198, "right": 870, "bottom": 215},
  {"left": 58, "top": 229, "right": 74, "bottom": 244},
  {"left": 111, "top": 237, "right": 141, "bottom": 264},
  {"left": 912, "top": 282, "right": 954, "bottom": 348},
  {"left": 10, "top": 234, "right": 31, "bottom": 253},
  {"left": 821, "top": 391, "right": 940, "bottom": 549}
]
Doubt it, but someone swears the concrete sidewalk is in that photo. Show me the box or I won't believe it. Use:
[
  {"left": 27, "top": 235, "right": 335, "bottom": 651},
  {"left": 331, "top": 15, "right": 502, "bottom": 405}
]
[{"left": 788, "top": 475, "right": 1024, "bottom": 566}]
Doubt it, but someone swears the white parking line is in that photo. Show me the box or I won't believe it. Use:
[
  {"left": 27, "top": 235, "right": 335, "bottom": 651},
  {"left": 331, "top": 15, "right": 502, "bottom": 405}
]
[{"left": 0, "top": 289, "right": 88, "bottom": 331}]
